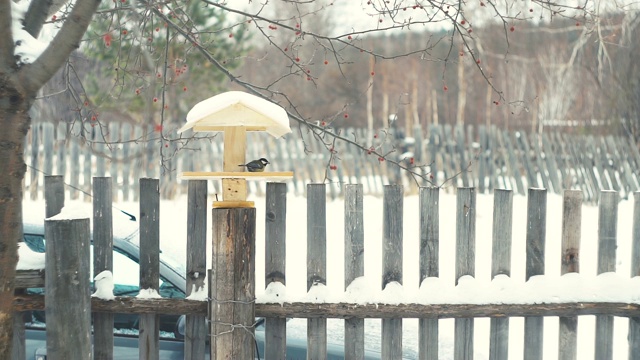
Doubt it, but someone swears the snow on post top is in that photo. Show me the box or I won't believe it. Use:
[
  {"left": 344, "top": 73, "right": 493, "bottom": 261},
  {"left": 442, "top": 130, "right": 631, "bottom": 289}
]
[{"left": 178, "top": 91, "right": 291, "bottom": 138}]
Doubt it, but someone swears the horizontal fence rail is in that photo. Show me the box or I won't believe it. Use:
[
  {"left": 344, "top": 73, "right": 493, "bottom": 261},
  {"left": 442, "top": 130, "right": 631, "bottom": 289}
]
[
  {"left": 23, "top": 121, "right": 640, "bottom": 202},
  {"left": 13, "top": 177, "right": 640, "bottom": 360}
]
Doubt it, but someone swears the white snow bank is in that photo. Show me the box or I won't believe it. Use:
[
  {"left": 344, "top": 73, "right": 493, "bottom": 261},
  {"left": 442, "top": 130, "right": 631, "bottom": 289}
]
[
  {"left": 16, "top": 242, "right": 45, "bottom": 270},
  {"left": 256, "top": 273, "right": 640, "bottom": 305},
  {"left": 46, "top": 206, "right": 91, "bottom": 221}
]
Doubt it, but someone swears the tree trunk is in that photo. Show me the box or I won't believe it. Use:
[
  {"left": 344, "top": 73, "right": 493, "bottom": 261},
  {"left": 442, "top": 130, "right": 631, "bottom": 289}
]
[{"left": 0, "top": 95, "right": 31, "bottom": 360}]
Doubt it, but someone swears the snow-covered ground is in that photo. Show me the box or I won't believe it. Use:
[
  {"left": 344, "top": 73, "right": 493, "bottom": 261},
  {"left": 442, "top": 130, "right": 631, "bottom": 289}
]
[{"left": 22, "top": 190, "right": 637, "bottom": 359}]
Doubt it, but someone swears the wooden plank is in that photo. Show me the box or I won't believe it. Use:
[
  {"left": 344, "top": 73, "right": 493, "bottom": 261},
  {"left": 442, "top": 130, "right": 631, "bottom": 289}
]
[
  {"left": 45, "top": 217, "right": 91, "bottom": 360},
  {"left": 210, "top": 206, "right": 256, "bottom": 359},
  {"left": 45, "top": 176, "right": 65, "bottom": 218},
  {"left": 382, "top": 185, "right": 403, "bottom": 359},
  {"left": 630, "top": 192, "right": 640, "bottom": 360},
  {"left": 455, "top": 187, "right": 476, "bottom": 360},
  {"left": 501, "top": 130, "right": 525, "bottom": 195},
  {"left": 455, "top": 125, "right": 470, "bottom": 187},
  {"left": 15, "top": 294, "right": 640, "bottom": 318},
  {"left": 29, "top": 124, "right": 39, "bottom": 200},
  {"left": 265, "top": 183, "right": 287, "bottom": 359},
  {"left": 489, "top": 189, "right": 513, "bottom": 360},
  {"left": 307, "top": 183, "right": 328, "bottom": 359},
  {"left": 478, "top": 126, "right": 487, "bottom": 193},
  {"left": 180, "top": 171, "right": 294, "bottom": 180},
  {"left": 43, "top": 122, "right": 54, "bottom": 176},
  {"left": 185, "top": 180, "right": 208, "bottom": 360},
  {"left": 108, "top": 122, "right": 119, "bottom": 202},
  {"left": 524, "top": 188, "right": 547, "bottom": 360},
  {"left": 541, "top": 133, "right": 562, "bottom": 194},
  {"left": 344, "top": 184, "right": 365, "bottom": 359},
  {"left": 139, "top": 178, "right": 160, "bottom": 360},
  {"left": 419, "top": 187, "right": 439, "bottom": 360},
  {"left": 559, "top": 190, "right": 582, "bottom": 360},
  {"left": 82, "top": 139, "right": 92, "bottom": 202},
  {"left": 530, "top": 133, "right": 549, "bottom": 191},
  {"left": 595, "top": 190, "right": 617, "bottom": 360},
  {"left": 56, "top": 122, "right": 67, "bottom": 179},
  {"left": 515, "top": 131, "right": 538, "bottom": 188},
  {"left": 92, "top": 177, "right": 114, "bottom": 360},
  {"left": 121, "top": 123, "right": 132, "bottom": 201},
  {"left": 70, "top": 138, "right": 80, "bottom": 200}
]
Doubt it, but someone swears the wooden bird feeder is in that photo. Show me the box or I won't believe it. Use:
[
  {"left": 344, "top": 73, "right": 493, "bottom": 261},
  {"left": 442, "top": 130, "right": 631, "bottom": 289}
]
[{"left": 178, "top": 91, "right": 293, "bottom": 208}]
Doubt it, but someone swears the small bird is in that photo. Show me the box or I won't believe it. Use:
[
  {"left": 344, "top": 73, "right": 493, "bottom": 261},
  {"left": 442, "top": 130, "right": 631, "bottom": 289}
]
[{"left": 239, "top": 158, "right": 270, "bottom": 172}]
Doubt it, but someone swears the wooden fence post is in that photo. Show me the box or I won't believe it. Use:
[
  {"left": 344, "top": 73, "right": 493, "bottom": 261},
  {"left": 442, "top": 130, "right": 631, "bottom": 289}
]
[
  {"left": 630, "top": 192, "right": 640, "bottom": 360},
  {"left": 455, "top": 187, "right": 476, "bottom": 360},
  {"left": 307, "top": 183, "right": 328, "bottom": 358},
  {"left": 419, "top": 186, "right": 439, "bottom": 360},
  {"left": 559, "top": 190, "right": 582, "bottom": 360},
  {"left": 93, "top": 177, "right": 114, "bottom": 360},
  {"left": 489, "top": 189, "right": 513, "bottom": 360},
  {"left": 139, "top": 178, "right": 160, "bottom": 360},
  {"left": 185, "top": 180, "right": 208, "bottom": 359},
  {"left": 524, "top": 188, "right": 547, "bottom": 360},
  {"left": 265, "top": 182, "right": 287, "bottom": 359},
  {"left": 382, "top": 184, "right": 404, "bottom": 358},
  {"left": 345, "top": 184, "right": 364, "bottom": 359},
  {"left": 210, "top": 204, "right": 256, "bottom": 359},
  {"left": 45, "top": 176, "right": 65, "bottom": 218},
  {"left": 596, "top": 191, "right": 618, "bottom": 360},
  {"left": 45, "top": 216, "right": 92, "bottom": 360}
]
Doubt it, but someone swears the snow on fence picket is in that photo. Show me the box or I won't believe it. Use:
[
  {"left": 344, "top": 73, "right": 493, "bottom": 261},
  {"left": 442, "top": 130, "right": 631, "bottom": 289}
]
[
  {"left": 13, "top": 177, "right": 640, "bottom": 359},
  {"left": 23, "top": 121, "right": 640, "bottom": 202}
]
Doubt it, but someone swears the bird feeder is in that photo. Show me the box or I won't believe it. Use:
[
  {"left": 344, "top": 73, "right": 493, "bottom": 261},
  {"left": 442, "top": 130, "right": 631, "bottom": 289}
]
[{"left": 178, "top": 91, "right": 293, "bottom": 208}]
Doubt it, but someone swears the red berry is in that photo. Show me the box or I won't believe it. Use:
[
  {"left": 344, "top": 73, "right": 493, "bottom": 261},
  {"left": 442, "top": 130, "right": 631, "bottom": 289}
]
[
  {"left": 321, "top": 121, "right": 326, "bottom": 126},
  {"left": 154, "top": 124, "right": 163, "bottom": 132},
  {"left": 156, "top": 27, "right": 160, "bottom": 32},
  {"left": 103, "top": 33, "right": 112, "bottom": 47},
  {"left": 229, "top": 33, "right": 233, "bottom": 38},
  {"left": 344, "top": 113, "right": 349, "bottom": 118},
  {"left": 135, "top": 89, "right": 141, "bottom": 95},
  {"left": 371, "top": 71, "right": 375, "bottom": 76},
  {"left": 374, "top": 134, "right": 378, "bottom": 138},
  {"left": 510, "top": 26, "right": 515, "bottom": 32},
  {"left": 165, "top": 144, "right": 169, "bottom": 148},
  {"left": 122, "top": 29, "right": 128, "bottom": 35},
  {"left": 324, "top": 60, "right": 328, "bottom": 65},
  {"left": 461, "top": 20, "right": 466, "bottom": 25},
  {"left": 443, "top": 85, "right": 448, "bottom": 91},
  {"left": 476, "top": 59, "right": 481, "bottom": 64},
  {"left": 153, "top": 97, "right": 158, "bottom": 102},
  {"left": 347, "top": 35, "right": 352, "bottom": 40},
  {"left": 84, "top": 101, "right": 89, "bottom": 106},
  {"left": 410, "top": 157, "right": 415, "bottom": 165},
  {"left": 576, "top": 22, "right": 580, "bottom": 26},
  {"left": 378, "top": 157, "right": 385, "bottom": 162},
  {"left": 156, "top": 73, "right": 162, "bottom": 78},
  {"left": 51, "top": 15, "right": 57, "bottom": 21},
  {"left": 183, "top": 86, "right": 187, "bottom": 91},
  {"left": 164, "top": 105, "right": 169, "bottom": 109},
  {"left": 295, "top": 57, "right": 300, "bottom": 62},
  {"left": 91, "top": 115, "right": 97, "bottom": 121}
]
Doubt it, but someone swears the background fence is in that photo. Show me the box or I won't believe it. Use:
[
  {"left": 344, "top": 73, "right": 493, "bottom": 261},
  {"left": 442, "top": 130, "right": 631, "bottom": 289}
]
[
  {"left": 23, "top": 121, "right": 640, "bottom": 202},
  {"left": 14, "top": 177, "right": 640, "bottom": 359}
]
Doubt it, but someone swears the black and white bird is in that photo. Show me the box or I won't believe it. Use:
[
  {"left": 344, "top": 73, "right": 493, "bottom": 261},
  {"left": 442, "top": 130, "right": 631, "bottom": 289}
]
[{"left": 239, "top": 158, "right": 270, "bottom": 172}]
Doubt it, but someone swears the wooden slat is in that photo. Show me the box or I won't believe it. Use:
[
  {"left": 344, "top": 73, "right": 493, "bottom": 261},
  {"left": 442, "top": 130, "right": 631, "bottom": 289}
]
[
  {"left": 489, "top": 189, "right": 513, "bottom": 360},
  {"left": 595, "top": 191, "right": 618, "bottom": 360},
  {"left": 307, "top": 184, "right": 327, "bottom": 359},
  {"left": 45, "top": 176, "right": 64, "bottom": 218},
  {"left": 524, "top": 188, "right": 547, "bottom": 360},
  {"left": 185, "top": 180, "right": 207, "bottom": 360},
  {"left": 382, "top": 185, "right": 403, "bottom": 359},
  {"left": 45, "top": 217, "right": 92, "bottom": 360},
  {"left": 93, "top": 177, "right": 114, "bottom": 360},
  {"left": 265, "top": 183, "right": 287, "bottom": 359},
  {"left": 344, "top": 184, "right": 365, "bottom": 359},
  {"left": 455, "top": 187, "right": 476, "bottom": 359},
  {"left": 559, "top": 190, "right": 582, "bottom": 360},
  {"left": 180, "top": 171, "right": 293, "bottom": 181},
  {"left": 419, "top": 187, "right": 439, "bottom": 360},
  {"left": 139, "top": 178, "right": 160, "bottom": 360},
  {"left": 630, "top": 192, "right": 640, "bottom": 360}
]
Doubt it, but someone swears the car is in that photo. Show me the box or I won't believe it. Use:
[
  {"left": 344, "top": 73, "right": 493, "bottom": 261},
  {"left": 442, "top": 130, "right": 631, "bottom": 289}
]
[{"left": 20, "top": 209, "right": 385, "bottom": 359}]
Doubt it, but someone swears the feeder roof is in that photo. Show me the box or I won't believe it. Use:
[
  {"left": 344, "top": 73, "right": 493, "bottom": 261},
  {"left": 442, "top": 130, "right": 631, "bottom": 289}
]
[{"left": 178, "top": 91, "right": 291, "bottom": 138}]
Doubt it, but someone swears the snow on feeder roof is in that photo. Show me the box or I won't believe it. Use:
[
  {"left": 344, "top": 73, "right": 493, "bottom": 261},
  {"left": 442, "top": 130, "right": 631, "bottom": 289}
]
[{"left": 178, "top": 91, "right": 291, "bottom": 138}]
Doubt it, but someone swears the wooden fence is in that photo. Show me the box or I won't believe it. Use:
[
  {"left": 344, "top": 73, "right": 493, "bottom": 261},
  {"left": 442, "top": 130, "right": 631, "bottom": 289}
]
[
  {"left": 14, "top": 177, "right": 640, "bottom": 359},
  {"left": 23, "top": 121, "right": 640, "bottom": 203}
]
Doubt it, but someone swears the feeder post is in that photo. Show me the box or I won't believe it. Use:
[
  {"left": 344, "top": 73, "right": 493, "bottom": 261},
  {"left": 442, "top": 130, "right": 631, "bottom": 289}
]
[
  {"left": 222, "top": 126, "right": 248, "bottom": 202},
  {"left": 209, "top": 206, "right": 256, "bottom": 359}
]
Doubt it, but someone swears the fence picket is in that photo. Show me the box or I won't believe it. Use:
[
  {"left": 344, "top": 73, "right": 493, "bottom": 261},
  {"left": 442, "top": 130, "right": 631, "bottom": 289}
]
[
  {"left": 382, "top": 184, "right": 403, "bottom": 358},
  {"left": 489, "top": 189, "right": 513, "bottom": 360},
  {"left": 45, "top": 216, "right": 91, "bottom": 359},
  {"left": 265, "top": 183, "right": 287, "bottom": 359},
  {"left": 307, "top": 183, "right": 328, "bottom": 358},
  {"left": 524, "top": 188, "right": 547, "bottom": 360},
  {"left": 419, "top": 187, "right": 439, "bottom": 360},
  {"left": 630, "top": 192, "right": 640, "bottom": 360},
  {"left": 559, "top": 190, "right": 582, "bottom": 360},
  {"left": 345, "top": 184, "right": 365, "bottom": 359},
  {"left": 93, "top": 177, "right": 114, "bottom": 360},
  {"left": 29, "top": 124, "right": 39, "bottom": 201},
  {"left": 185, "top": 180, "right": 207, "bottom": 360},
  {"left": 595, "top": 191, "right": 618, "bottom": 360},
  {"left": 455, "top": 187, "right": 476, "bottom": 359},
  {"left": 139, "top": 178, "right": 160, "bottom": 360}
]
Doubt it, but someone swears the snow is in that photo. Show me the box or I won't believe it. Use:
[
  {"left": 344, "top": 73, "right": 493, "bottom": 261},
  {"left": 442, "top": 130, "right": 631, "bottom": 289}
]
[
  {"left": 46, "top": 205, "right": 91, "bottom": 221},
  {"left": 92, "top": 270, "right": 115, "bottom": 300},
  {"left": 178, "top": 91, "right": 292, "bottom": 138},
  {"left": 185, "top": 284, "right": 208, "bottom": 301},
  {"left": 16, "top": 242, "right": 45, "bottom": 270},
  {"left": 137, "top": 288, "right": 162, "bottom": 299},
  {"left": 11, "top": 0, "right": 49, "bottom": 64}
]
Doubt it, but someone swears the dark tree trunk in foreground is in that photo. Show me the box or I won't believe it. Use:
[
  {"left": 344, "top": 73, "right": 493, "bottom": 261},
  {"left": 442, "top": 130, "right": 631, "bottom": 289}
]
[{"left": 0, "top": 0, "right": 101, "bottom": 357}]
